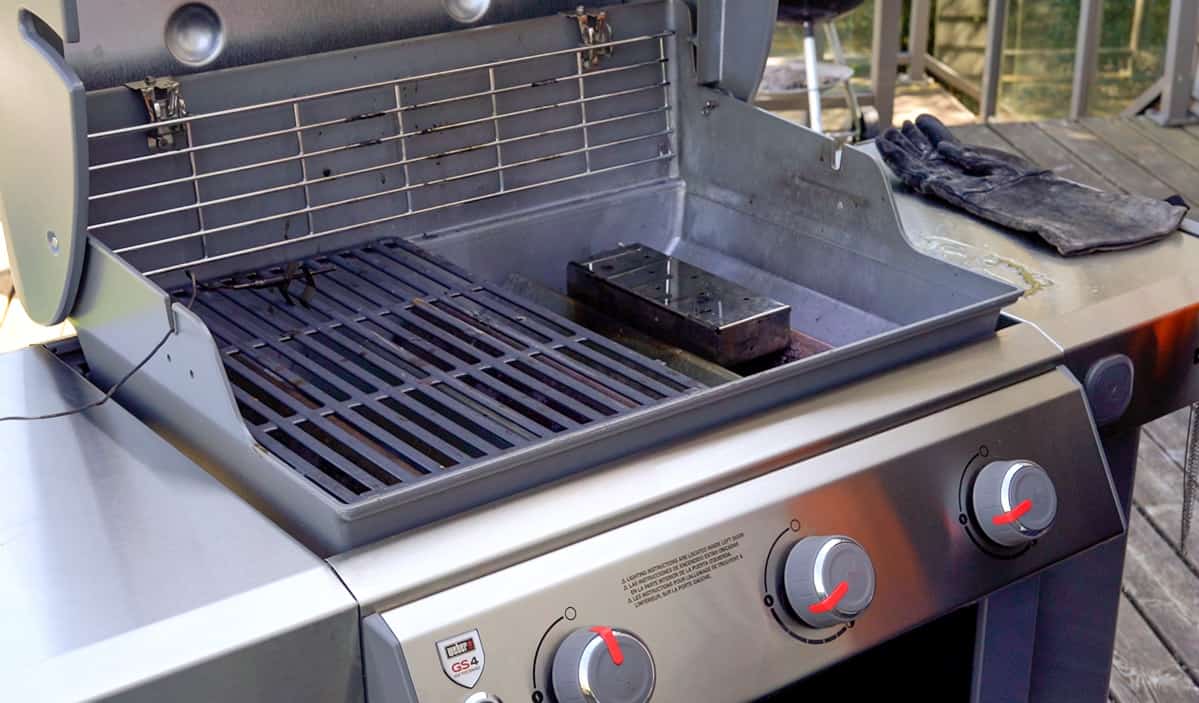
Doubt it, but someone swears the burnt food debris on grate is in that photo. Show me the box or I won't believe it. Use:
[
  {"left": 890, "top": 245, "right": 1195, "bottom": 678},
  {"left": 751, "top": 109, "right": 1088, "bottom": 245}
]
[{"left": 168, "top": 239, "right": 698, "bottom": 504}]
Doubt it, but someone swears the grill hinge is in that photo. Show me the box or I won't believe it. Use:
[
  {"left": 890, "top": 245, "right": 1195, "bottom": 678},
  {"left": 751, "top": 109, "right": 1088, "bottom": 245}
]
[
  {"left": 124, "top": 76, "right": 188, "bottom": 152},
  {"left": 573, "top": 6, "right": 614, "bottom": 70}
]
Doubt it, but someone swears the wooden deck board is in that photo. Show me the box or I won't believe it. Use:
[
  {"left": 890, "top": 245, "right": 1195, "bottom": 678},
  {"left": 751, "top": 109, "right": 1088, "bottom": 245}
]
[
  {"left": 1079, "top": 117, "right": 1199, "bottom": 205},
  {"left": 1144, "top": 407, "right": 1192, "bottom": 468},
  {"left": 1127, "top": 117, "right": 1199, "bottom": 173},
  {"left": 988, "top": 121, "right": 1116, "bottom": 190},
  {"left": 1121, "top": 511, "right": 1199, "bottom": 685},
  {"left": 1109, "top": 596, "right": 1197, "bottom": 703},
  {"left": 1133, "top": 424, "right": 1199, "bottom": 581},
  {"left": 948, "top": 123, "right": 1014, "bottom": 152},
  {"left": 1032, "top": 120, "right": 1177, "bottom": 198}
]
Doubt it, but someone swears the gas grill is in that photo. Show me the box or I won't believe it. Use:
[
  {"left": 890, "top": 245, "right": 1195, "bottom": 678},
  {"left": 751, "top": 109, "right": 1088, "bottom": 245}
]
[
  {"left": 3, "top": 1, "right": 1196, "bottom": 702},
  {"left": 32, "top": 0, "right": 1023, "bottom": 553}
]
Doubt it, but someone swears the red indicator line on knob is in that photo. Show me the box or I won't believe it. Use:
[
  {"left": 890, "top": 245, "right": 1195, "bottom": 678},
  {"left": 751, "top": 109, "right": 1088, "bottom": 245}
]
[
  {"left": 993, "top": 499, "right": 1033, "bottom": 526},
  {"left": 590, "top": 626, "right": 624, "bottom": 666},
  {"left": 809, "top": 581, "right": 849, "bottom": 615}
]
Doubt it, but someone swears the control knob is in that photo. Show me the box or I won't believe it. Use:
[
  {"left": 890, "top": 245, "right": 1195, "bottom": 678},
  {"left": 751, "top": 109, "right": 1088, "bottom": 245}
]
[
  {"left": 551, "top": 626, "right": 655, "bottom": 703},
  {"left": 972, "top": 460, "right": 1057, "bottom": 547},
  {"left": 783, "top": 536, "right": 876, "bottom": 628}
]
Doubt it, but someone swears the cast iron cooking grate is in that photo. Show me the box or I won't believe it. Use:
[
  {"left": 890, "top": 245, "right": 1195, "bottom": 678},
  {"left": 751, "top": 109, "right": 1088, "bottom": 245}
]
[{"left": 168, "top": 239, "right": 699, "bottom": 504}]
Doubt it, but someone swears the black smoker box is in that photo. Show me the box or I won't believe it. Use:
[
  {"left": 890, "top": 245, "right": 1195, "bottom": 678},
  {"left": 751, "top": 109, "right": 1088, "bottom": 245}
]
[{"left": 28, "top": 0, "right": 1017, "bottom": 554}]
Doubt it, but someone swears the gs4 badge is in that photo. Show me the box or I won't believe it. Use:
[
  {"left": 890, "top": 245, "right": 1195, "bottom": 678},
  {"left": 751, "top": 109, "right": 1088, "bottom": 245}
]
[{"left": 436, "top": 629, "right": 485, "bottom": 688}]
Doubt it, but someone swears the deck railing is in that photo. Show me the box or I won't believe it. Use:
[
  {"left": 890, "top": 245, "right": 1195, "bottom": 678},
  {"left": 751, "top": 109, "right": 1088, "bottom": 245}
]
[{"left": 867, "top": 0, "right": 1198, "bottom": 126}]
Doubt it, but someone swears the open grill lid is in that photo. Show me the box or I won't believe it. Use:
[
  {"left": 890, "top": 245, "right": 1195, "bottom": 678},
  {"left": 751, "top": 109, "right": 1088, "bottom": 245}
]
[
  {"left": 1, "top": 0, "right": 779, "bottom": 327},
  {"left": 59, "top": 0, "right": 779, "bottom": 96}
]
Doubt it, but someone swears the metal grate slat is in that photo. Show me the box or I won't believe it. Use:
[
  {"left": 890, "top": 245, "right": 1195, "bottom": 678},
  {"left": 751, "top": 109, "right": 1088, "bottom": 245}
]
[
  {"left": 173, "top": 239, "right": 699, "bottom": 505},
  {"left": 355, "top": 243, "right": 679, "bottom": 405},
  {"left": 357, "top": 242, "right": 692, "bottom": 396},
  {"left": 193, "top": 300, "right": 438, "bottom": 485},
  {"left": 245, "top": 282, "right": 590, "bottom": 434},
  {"left": 341, "top": 248, "right": 655, "bottom": 411},
  {"left": 197, "top": 288, "right": 545, "bottom": 446},
  {"left": 309, "top": 259, "right": 599, "bottom": 429}
]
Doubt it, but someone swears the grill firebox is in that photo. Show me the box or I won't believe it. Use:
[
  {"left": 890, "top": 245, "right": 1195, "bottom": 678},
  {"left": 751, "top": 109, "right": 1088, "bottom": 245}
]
[{"left": 55, "top": 1, "right": 1020, "bottom": 552}]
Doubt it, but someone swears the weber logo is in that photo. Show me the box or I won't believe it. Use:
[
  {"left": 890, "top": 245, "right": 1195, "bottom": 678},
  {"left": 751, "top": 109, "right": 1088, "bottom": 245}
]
[{"left": 436, "top": 629, "right": 485, "bottom": 688}]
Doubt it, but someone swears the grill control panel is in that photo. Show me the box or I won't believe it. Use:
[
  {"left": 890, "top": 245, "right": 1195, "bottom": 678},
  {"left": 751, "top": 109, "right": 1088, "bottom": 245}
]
[{"left": 368, "top": 369, "right": 1122, "bottom": 702}]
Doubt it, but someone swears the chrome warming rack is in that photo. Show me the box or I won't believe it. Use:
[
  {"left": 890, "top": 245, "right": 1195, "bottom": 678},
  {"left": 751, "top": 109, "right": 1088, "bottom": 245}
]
[{"left": 84, "top": 22, "right": 674, "bottom": 283}]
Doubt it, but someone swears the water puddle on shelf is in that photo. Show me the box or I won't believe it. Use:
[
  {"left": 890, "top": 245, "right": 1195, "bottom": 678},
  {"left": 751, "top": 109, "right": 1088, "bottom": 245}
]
[{"left": 916, "top": 236, "right": 1053, "bottom": 297}]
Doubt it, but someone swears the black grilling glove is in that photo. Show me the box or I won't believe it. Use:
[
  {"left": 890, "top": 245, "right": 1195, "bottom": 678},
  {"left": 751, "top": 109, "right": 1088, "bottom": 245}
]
[{"left": 877, "top": 114, "right": 1187, "bottom": 256}]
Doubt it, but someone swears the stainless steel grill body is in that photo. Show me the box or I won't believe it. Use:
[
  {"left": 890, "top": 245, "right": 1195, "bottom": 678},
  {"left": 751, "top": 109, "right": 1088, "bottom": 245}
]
[
  {"left": 52, "top": 0, "right": 1020, "bottom": 553},
  {"left": 7, "top": 2, "right": 1194, "bottom": 702}
]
